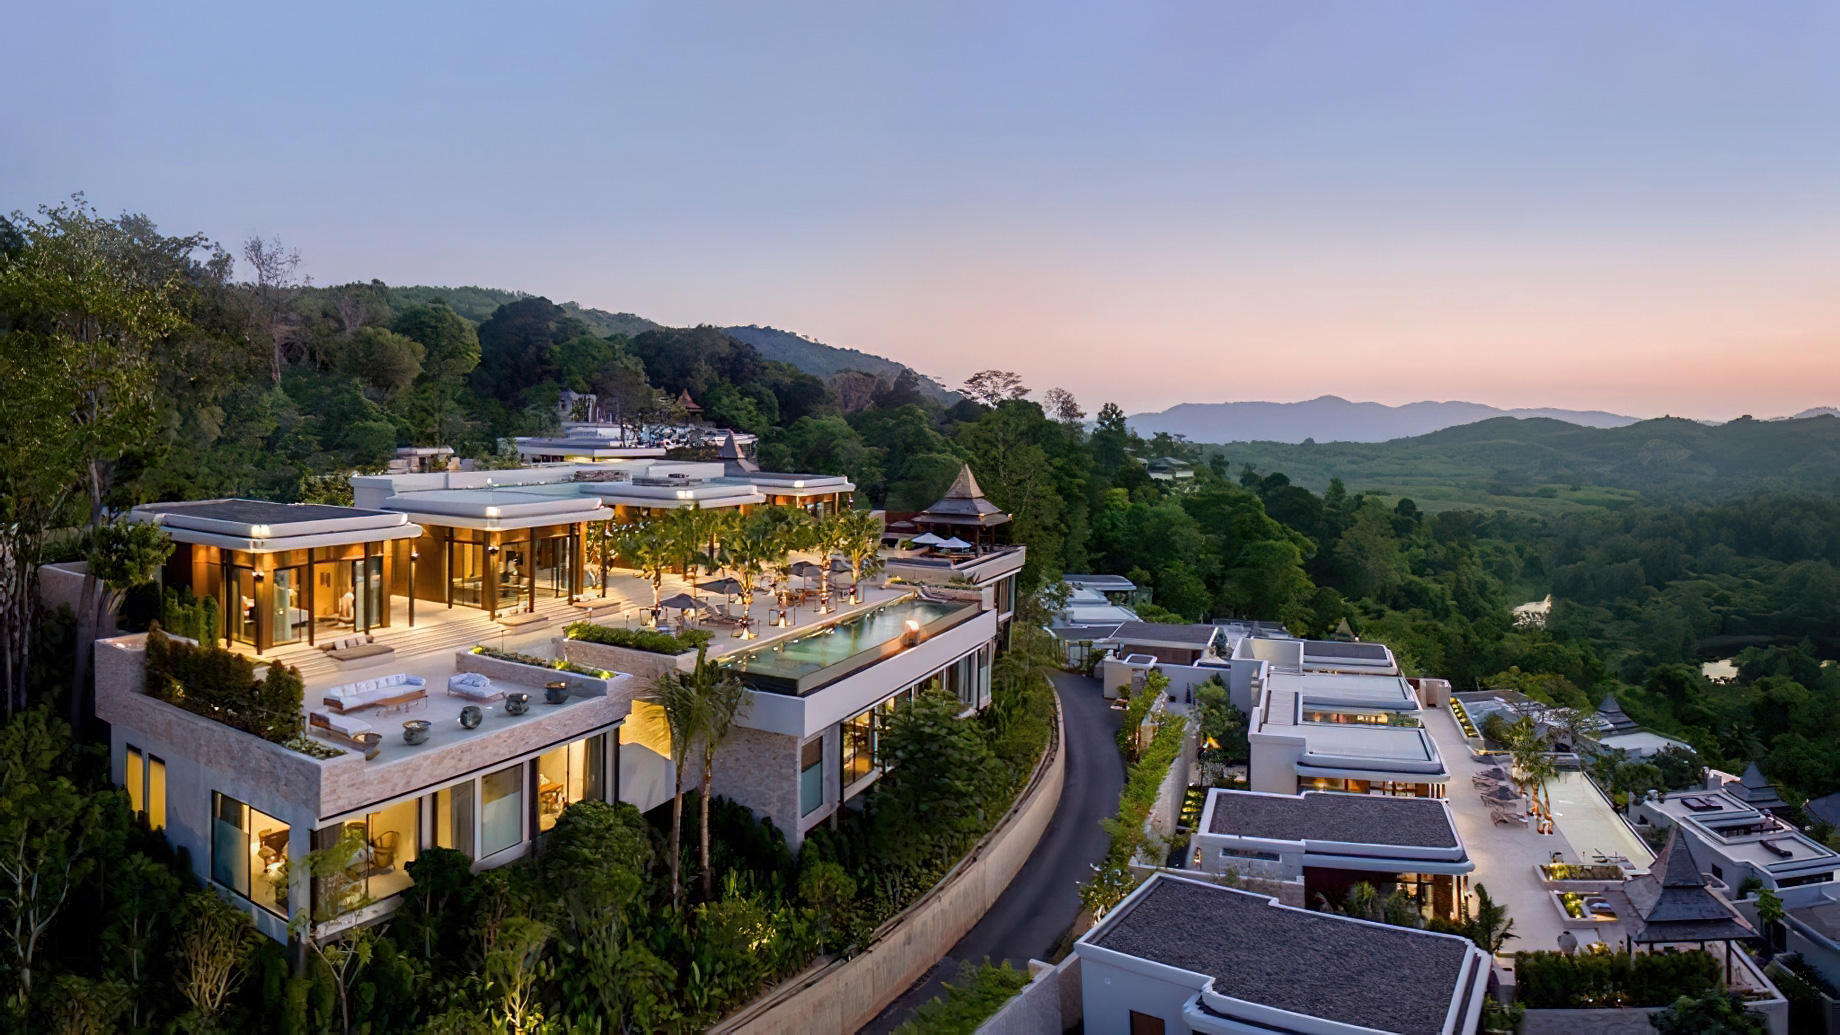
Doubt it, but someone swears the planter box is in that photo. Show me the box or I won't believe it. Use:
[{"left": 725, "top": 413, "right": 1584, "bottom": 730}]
[
  {"left": 455, "top": 651, "right": 614, "bottom": 697},
  {"left": 554, "top": 636, "right": 697, "bottom": 687},
  {"left": 1538, "top": 864, "right": 1627, "bottom": 893},
  {"left": 1549, "top": 889, "right": 1624, "bottom": 928}
]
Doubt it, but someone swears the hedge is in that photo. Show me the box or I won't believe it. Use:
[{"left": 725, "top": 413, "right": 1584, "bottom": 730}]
[
  {"left": 1514, "top": 949, "right": 1723, "bottom": 1009},
  {"left": 1082, "top": 712, "right": 1188, "bottom": 915},
  {"left": 144, "top": 624, "right": 304, "bottom": 745},
  {"left": 563, "top": 621, "right": 711, "bottom": 655}
]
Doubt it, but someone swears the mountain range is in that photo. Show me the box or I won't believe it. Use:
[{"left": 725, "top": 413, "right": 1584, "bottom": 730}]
[{"left": 1128, "top": 396, "right": 1640, "bottom": 444}]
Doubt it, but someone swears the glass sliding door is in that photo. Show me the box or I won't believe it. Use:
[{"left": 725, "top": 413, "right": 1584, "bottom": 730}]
[
  {"left": 352, "top": 555, "right": 385, "bottom": 630},
  {"left": 535, "top": 536, "right": 573, "bottom": 600},
  {"left": 497, "top": 543, "right": 529, "bottom": 613},
  {"left": 271, "top": 567, "right": 303, "bottom": 645},
  {"left": 225, "top": 566, "right": 257, "bottom": 646},
  {"left": 450, "top": 541, "right": 486, "bottom": 608}
]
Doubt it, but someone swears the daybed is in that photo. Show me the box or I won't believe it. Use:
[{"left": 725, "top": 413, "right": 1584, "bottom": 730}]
[{"left": 447, "top": 672, "right": 506, "bottom": 702}]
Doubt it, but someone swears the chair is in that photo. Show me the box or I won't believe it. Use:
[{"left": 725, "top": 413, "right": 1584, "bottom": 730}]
[{"left": 370, "top": 830, "right": 398, "bottom": 871}]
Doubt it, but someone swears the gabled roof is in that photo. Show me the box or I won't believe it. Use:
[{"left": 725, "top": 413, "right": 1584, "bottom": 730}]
[
  {"left": 917, "top": 464, "right": 1010, "bottom": 526},
  {"left": 1625, "top": 828, "right": 1755, "bottom": 944}
]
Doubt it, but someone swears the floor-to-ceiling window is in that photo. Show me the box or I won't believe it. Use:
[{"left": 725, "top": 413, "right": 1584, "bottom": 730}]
[
  {"left": 481, "top": 763, "right": 525, "bottom": 857},
  {"left": 433, "top": 781, "right": 474, "bottom": 858},
  {"left": 450, "top": 538, "right": 487, "bottom": 608},
  {"left": 270, "top": 566, "right": 304, "bottom": 645},
  {"left": 799, "top": 737, "right": 825, "bottom": 817},
  {"left": 496, "top": 543, "right": 530, "bottom": 613},
  {"left": 225, "top": 565, "right": 257, "bottom": 646},
  {"left": 212, "top": 792, "right": 288, "bottom": 917},
  {"left": 535, "top": 736, "right": 606, "bottom": 834},
  {"left": 313, "top": 800, "right": 420, "bottom": 915}
]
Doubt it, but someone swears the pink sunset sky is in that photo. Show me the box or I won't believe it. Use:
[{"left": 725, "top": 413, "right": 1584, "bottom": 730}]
[{"left": 5, "top": 2, "right": 1837, "bottom": 419}]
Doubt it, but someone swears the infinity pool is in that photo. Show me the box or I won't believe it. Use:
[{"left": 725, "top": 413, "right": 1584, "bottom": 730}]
[{"left": 724, "top": 597, "right": 971, "bottom": 692}]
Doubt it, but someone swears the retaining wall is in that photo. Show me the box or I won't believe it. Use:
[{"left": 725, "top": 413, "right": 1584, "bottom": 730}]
[
  {"left": 709, "top": 688, "right": 1068, "bottom": 1035},
  {"left": 554, "top": 635, "right": 697, "bottom": 686}
]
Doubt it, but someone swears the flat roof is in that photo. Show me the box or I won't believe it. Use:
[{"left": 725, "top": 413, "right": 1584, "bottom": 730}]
[
  {"left": 1268, "top": 670, "right": 1418, "bottom": 709},
  {"left": 1206, "top": 790, "right": 1458, "bottom": 848},
  {"left": 1063, "top": 573, "right": 1136, "bottom": 590},
  {"left": 137, "top": 499, "right": 398, "bottom": 527},
  {"left": 1303, "top": 640, "right": 1391, "bottom": 662},
  {"left": 1110, "top": 621, "right": 1219, "bottom": 647},
  {"left": 1088, "top": 876, "right": 1475, "bottom": 1035}
]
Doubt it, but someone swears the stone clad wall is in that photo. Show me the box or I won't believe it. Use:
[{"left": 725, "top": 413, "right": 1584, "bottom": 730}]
[
  {"left": 709, "top": 690, "right": 1067, "bottom": 1035},
  {"left": 554, "top": 636, "right": 697, "bottom": 687}
]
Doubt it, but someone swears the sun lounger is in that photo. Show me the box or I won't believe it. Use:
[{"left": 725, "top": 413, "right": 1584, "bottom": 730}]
[{"left": 1490, "top": 808, "right": 1528, "bottom": 826}]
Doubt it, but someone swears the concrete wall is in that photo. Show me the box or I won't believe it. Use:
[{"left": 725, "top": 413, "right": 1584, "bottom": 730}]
[
  {"left": 976, "top": 955, "right": 1081, "bottom": 1035},
  {"left": 709, "top": 688, "right": 1067, "bottom": 1035},
  {"left": 708, "top": 724, "right": 803, "bottom": 847},
  {"left": 454, "top": 650, "right": 620, "bottom": 697},
  {"left": 1078, "top": 954, "right": 1207, "bottom": 1035},
  {"left": 1248, "top": 732, "right": 1303, "bottom": 795}
]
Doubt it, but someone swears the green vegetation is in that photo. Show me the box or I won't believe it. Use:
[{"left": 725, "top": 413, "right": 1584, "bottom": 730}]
[
  {"left": 1199, "top": 414, "right": 1840, "bottom": 514},
  {"left": 895, "top": 960, "right": 1032, "bottom": 1034},
  {"left": 563, "top": 621, "right": 711, "bottom": 655},
  {"left": 143, "top": 625, "right": 304, "bottom": 745},
  {"left": 1652, "top": 990, "right": 1769, "bottom": 1035},
  {"left": 1514, "top": 949, "right": 1723, "bottom": 1009},
  {"left": 1083, "top": 712, "right": 1187, "bottom": 916},
  {"left": 466, "top": 645, "right": 610, "bottom": 678}
]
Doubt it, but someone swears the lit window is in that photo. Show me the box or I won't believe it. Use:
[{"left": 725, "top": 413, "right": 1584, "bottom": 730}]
[{"left": 125, "top": 745, "right": 166, "bottom": 831}]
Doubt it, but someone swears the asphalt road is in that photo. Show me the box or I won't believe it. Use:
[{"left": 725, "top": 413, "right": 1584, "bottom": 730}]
[{"left": 863, "top": 672, "right": 1124, "bottom": 1033}]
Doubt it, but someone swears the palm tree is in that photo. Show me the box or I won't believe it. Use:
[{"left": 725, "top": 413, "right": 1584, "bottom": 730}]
[
  {"left": 661, "top": 507, "right": 716, "bottom": 592},
  {"left": 642, "top": 657, "right": 706, "bottom": 906},
  {"left": 694, "top": 656, "right": 750, "bottom": 899},
  {"left": 1507, "top": 714, "right": 1558, "bottom": 822},
  {"left": 1467, "top": 883, "right": 1516, "bottom": 953},
  {"left": 837, "top": 508, "right": 885, "bottom": 604},
  {"left": 610, "top": 524, "right": 671, "bottom": 617}
]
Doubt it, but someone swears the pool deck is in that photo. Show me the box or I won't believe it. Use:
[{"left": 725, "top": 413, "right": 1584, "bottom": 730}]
[{"left": 1424, "top": 704, "right": 1651, "bottom": 954}]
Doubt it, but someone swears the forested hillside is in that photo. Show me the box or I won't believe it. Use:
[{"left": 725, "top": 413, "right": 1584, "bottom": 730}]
[{"left": 1199, "top": 414, "right": 1840, "bottom": 514}]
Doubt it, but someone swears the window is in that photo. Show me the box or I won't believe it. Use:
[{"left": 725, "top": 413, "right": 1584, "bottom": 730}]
[
  {"left": 433, "top": 780, "right": 475, "bottom": 859},
  {"left": 536, "top": 735, "right": 607, "bottom": 833},
  {"left": 481, "top": 763, "right": 525, "bottom": 857},
  {"left": 842, "top": 709, "right": 876, "bottom": 786},
  {"left": 1130, "top": 1011, "right": 1165, "bottom": 1035},
  {"left": 125, "top": 745, "right": 166, "bottom": 831},
  {"left": 211, "top": 792, "right": 288, "bottom": 916},
  {"left": 800, "top": 737, "right": 825, "bottom": 817}
]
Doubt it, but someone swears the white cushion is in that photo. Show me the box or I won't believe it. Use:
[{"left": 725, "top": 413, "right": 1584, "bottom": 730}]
[{"left": 314, "top": 711, "right": 372, "bottom": 738}]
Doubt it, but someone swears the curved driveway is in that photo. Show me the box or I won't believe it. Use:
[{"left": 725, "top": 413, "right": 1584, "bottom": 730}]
[{"left": 864, "top": 672, "right": 1123, "bottom": 1033}]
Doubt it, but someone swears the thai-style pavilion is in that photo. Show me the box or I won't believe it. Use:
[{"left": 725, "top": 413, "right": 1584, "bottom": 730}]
[
  {"left": 1624, "top": 826, "right": 1757, "bottom": 977},
  {"left": 912, "top": 465, "right": 1011, "bottom": 553}
]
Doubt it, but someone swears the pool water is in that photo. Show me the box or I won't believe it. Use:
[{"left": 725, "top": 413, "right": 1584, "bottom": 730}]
[{"left": 725, "top": 598, "right": 964, "bottom": 681}]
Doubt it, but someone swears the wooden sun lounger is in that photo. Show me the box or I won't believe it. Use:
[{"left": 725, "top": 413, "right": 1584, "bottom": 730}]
[{"left": 1490, "top": 808, "right": 1528, "bottom": 826}]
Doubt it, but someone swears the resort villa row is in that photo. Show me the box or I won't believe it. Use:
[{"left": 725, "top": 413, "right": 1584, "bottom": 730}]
[{"left": 101, "top": 463, "right": 1024, "bottom": 943}]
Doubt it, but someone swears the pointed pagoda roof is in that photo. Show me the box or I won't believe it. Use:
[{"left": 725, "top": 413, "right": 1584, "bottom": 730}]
[
  {"left": 677, "top": 389, "right": 702, "bottom": 413},
  {"left": 916, "top": 464, "right": 1010, "bottom": 527},
  {"left": 1624, "top": 828, "right": 1756, "bottom": 944},
  {"left": 1595, "top": 694, "right": 1641, "bottom": 735},
  {"left": 1729, "top": 763, "right": 1789, "bottom": 812},
  {"left": 718, "top": 430, "right": 759, "bottom": 476}
]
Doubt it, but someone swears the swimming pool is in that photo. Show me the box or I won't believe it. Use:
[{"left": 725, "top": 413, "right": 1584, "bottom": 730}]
[{"left": 722, "top": 596, "right": 976, "bottom": 694}]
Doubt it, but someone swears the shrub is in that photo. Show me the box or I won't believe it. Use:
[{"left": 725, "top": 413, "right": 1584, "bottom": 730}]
[
  {"left": 158, "top": 587, "right": 221, "bottom": 645},
  {"left": 467, "top": 645, "right": 609, "bottom": 678},
  {"left": 144, "top": 625, "right": 304, "bottom": 745},
  {"left": 896, "top": 960, "right": 1031, "bottom": 1034},
  {"left": 562, "top": 622, "right": 710, "bottom": 655},
  {"left": 1513, "top": 949, "right": 1721, "bottom": 1008},
  {"left": 1083, "top": 713, "right": 1188, "bottom": 915},
  {"left": 1652, "top": 991, "right": 1767, "bottom": 1035}
]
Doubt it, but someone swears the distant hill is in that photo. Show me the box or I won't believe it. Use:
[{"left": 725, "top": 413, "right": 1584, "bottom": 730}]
[
  {"left": 1207, "top": 413, "right": 1840, "bottom": 513},
  {"left": 1128, "top": 395, "right": 1638, "bottom": 444},
  {"left": 721, "top": 325, "right": 957, "bottom": 402},
  {"left": 385, "top": 287, "right": 949, "bottom": 398}
]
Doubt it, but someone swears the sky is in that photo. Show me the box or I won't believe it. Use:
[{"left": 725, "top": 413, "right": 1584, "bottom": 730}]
[{"left": 4, "top": 2, "right": 1839, "bottom": 419}]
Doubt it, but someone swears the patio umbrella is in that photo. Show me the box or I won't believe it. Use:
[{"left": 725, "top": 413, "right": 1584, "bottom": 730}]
[
  {"left": 909, "top": 532, "right": 944, "bottom": 546},
  {"left": 658, "top": 593, "right": 701, "bottom": 611},
  {"left": 698, "top": 577, "right": 748, "bottom": 596},
  {"left": 936, "top": 536, "right": 972, "bottom": 550},
  {"left": 791, "top": 560, "right": 825, "bottom": 578}
]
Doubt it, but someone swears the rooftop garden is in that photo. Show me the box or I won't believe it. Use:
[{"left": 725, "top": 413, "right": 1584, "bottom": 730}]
[
  {"left": 562, "top": 621, "right": 711, "bottom": 656},
  {"left": 143, "top": 625, "right": 327, "bottom": 754},
  {"left": 466, "top": 645, "right": 611, "bottom": 678}
]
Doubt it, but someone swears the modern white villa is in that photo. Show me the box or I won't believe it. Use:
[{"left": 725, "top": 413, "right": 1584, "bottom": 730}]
[
  {"left": 100, "top": 456, "right": 1023, "bottom": 941},
  {"left": 1631, "top": 787, "right": 1839, "bottom": 901}
]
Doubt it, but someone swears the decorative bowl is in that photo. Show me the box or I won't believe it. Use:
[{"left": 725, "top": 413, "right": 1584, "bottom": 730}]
[
  {"left": 402, "top": 719, "right": 431, "bottom": 745},
  {"left": 459, "top": 705, "right": 483, "bottom": 729},
  {"left": 505, "top": 692, "right": 530, "bottom": 715}
]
